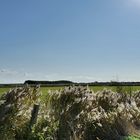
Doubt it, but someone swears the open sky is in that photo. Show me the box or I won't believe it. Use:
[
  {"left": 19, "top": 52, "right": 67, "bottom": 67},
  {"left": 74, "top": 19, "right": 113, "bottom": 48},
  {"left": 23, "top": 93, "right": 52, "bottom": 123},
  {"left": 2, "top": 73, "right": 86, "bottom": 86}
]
[{"left": 0, "top": 0, "right": 140, "bottom": 83}]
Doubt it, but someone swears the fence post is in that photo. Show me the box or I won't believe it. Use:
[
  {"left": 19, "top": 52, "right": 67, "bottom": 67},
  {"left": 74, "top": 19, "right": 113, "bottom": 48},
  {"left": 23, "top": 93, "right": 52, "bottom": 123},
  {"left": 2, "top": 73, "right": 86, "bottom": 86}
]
[{"left": 29, "top": 104, "right": 40, "bottom": 128}]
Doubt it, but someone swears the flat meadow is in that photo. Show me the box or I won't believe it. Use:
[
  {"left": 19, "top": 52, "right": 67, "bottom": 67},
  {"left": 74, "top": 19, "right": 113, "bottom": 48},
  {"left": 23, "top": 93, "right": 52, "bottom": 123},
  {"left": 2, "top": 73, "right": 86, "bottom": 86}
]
[
  {"left": 1, "top": 85, "right": 140, "bottom": 140},
  {"left": 1, "top": 85, "right": 140, "bottom": 96}
]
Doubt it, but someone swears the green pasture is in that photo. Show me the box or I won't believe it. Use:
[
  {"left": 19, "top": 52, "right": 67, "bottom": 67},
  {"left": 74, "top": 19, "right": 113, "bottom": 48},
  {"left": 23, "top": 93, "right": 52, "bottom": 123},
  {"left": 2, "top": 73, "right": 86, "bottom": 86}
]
[
  {"left": 0, "top": 87, "right": 11, "bottom": 95},
  {"left": 1, "top": 86, "right": 140, "bottom": 97},
  {"left": 0, "top": 86, "right": 140, "bottom": 140},
  {"left": 90, "top": 86, "right": 140, "bottom": 92}
]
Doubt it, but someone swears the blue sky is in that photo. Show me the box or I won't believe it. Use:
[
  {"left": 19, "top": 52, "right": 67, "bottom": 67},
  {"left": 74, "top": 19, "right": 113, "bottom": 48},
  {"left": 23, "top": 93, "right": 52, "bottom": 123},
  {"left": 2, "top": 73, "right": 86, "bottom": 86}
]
[{"left": 0, "top": 0, "right": 140, "bottom": 83}]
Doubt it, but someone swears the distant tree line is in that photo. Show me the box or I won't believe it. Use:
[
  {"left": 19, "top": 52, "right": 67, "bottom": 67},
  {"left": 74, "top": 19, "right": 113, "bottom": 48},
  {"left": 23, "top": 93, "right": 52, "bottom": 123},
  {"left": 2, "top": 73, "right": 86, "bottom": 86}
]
[
  {"left": 86, "top": 81, "right": 140, "bottom": 86},
  {"left": 24, "top": 80, "right": 74, "bottom": 86},
  {"left": 1, "top": 80, "right": 140, "bottom": 88},
  {"left": 24, "top": 80, "right": 140, "bottom": 86}
]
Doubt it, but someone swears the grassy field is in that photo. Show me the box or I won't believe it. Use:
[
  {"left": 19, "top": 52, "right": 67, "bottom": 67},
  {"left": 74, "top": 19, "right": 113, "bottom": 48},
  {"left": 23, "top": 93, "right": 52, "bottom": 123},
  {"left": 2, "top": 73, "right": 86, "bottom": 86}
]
[
  {"left": 90, "top": 85, "right": 140, "bottom": 92},
  {"left": 1, "top": 86, "right": 140, "bottom": 96},
  {"left": 0, "top": 87, "right": 11, "bottom": 95},
  {"left": 1, "top": 85, "right": 140, "bottom": 139}
]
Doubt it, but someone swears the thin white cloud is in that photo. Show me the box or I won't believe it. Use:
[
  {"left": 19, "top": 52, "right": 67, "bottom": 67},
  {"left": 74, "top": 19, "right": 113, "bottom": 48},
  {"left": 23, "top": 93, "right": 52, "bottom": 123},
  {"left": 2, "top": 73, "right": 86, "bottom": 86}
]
[
  {"left": 0, "top": 69, "right": 96, "bottom": 83},
  {"left": 131, "top": 0, "right": 140, "bottom": 4},
  {"left": 0, "top": 69, "right": 18, "bottom": 75},
  {"left": 0, "top": 69, "right": 24, "bottom": 83},
  {"left": 1, "top": 68, "right": 140, "bottom": 83},
  {"left": 124, "top": 0, "right": 140, "bottom": 8},
  {"left": 44, "top": 74, "right": 95, "bottom": 82}
]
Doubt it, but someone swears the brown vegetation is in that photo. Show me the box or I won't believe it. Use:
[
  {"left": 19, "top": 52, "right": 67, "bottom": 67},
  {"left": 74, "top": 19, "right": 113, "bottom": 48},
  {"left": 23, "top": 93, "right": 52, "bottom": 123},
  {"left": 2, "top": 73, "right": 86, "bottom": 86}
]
[{"left": 0, "top": 85, "right": 140, "bottom": 140}]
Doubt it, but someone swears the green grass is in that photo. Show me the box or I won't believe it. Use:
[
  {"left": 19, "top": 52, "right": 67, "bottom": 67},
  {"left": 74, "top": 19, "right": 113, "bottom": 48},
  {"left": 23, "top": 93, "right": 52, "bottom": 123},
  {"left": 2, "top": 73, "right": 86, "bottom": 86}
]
[
  {"left": 1, "top": 86, "right": 140, "bottom": 97},
  {"left": 40, "top": 86, "right": 63, "bottom": 101},
  {"left": 0, "top": 87, "right": 11, "bottom": 95},
  {"left": 124, "top": 136, "right": 140, "bottom": 140},
  {"left": 90, "top": 86, "right": 114, "bottom": 92},
  {"left": 1, "top": 86, "right": 140, "bottom": 139},
  {"left": 91, "top": 86, "right": 140, "bottom": 92},
  {"left": 0, "top": 86, "right": 62, "bottom": 94}
]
